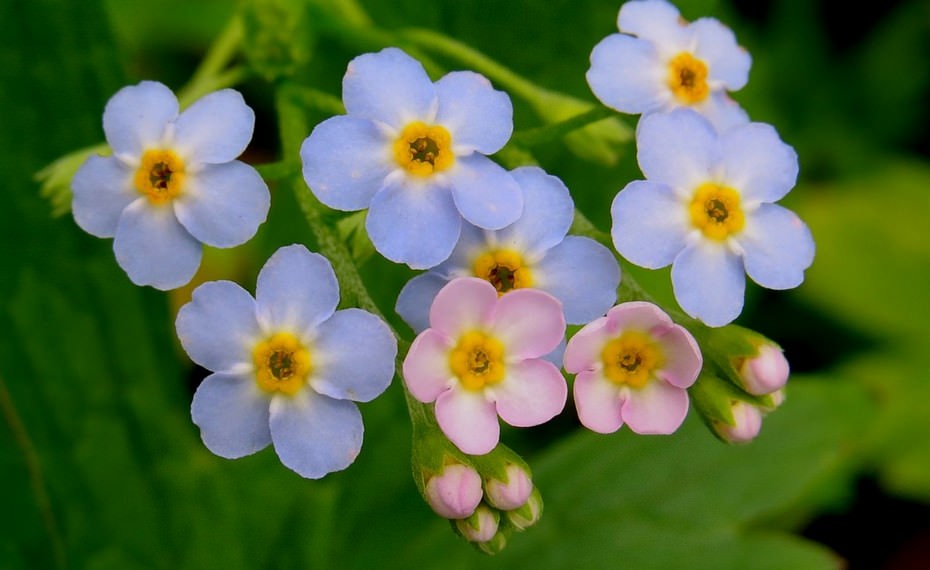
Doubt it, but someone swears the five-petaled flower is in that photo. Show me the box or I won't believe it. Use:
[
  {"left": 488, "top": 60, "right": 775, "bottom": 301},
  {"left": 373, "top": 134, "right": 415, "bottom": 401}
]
[
  {"left": 396, "top": 166, "right": 620, "bottom": 333},
  {"left": 72, "top": 81, "right": 270, "bottom": 290},
  {"left": 611, "top": 108, "right": 815, "bottom": 326},
  {"left": 564, "top": 301, "right": 702, "bottom": 434},
  {"left": 176, "top": 244, "right": 397, "bottom": 479},
  {"left": 301, "top": 47, "right": 523, "bottom": 269},
  {"left": 586, "top": 0, "right": 751, "bottom": 131},
  {"left": 403, "top": 278, "right": 567, "bottom": 455}
]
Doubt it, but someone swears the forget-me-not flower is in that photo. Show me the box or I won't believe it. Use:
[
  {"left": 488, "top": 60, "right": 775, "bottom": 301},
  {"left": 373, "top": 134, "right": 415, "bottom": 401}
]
[
  {"left": 72, "top": 81, "right": 270, "bottom": 289},
  {"left": 176, "top": 244, "right": 397, "bottom": 479},
  {"left": 301, "top": 47, "right": 523, "bottom": 269}
]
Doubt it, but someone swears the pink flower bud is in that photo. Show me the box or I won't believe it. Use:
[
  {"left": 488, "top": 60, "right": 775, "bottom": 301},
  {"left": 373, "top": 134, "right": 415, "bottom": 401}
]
[
  {"left": 425, "top": 464, "right": 483, "bottom": 519},
  {"left": 485, "top": 464, "right": 533, "bottom": 510},
  {"left": 713, "top": 400, "right": 762, "bottom": 444},
  {"left": 739, "top": 345, "right": 789, "bottom": 395},
  {"left": 456, "top": 504, "right": 499, "bottom": 543}
]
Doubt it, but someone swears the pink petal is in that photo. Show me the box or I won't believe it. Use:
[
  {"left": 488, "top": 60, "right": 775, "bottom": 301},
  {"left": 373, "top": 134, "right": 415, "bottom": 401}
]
[
  {"left": 654, "top": 325, "right": 703, "bottom": 389},
  {"left": 435, "top": 389, "right": 500, "bottom": 455},
  {"left": 563, "top": 316, "right": 609, "bottom": 374},
  {"left": 403, "top": 329, "right": 455, "bottom": 403},
  {"left": 429, "top": 278, "right": 498, "bottom": 338},
  {"left": 620, "top": 381, "right": 689, "bottom": 434},
  {"left": 493, "top": 359, "right": 567, "bottom": 427},
  {"left": 573, "top": 370, "right": 624, "bottom": 434},
  {"left": 604, "top": 301, "right": 673, "bottom": 335},
  {"left": 491, "top": 289, "right": 566, "bottom": 359}
]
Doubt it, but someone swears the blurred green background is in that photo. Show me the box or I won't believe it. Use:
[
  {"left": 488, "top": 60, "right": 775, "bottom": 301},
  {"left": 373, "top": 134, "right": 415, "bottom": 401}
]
[{"left": 2, "top": 0, "right": 929, "bottom": 568}]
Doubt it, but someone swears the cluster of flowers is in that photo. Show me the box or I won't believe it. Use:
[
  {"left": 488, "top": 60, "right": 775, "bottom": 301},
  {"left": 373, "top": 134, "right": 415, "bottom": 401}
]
[{"left": 69, "top": 0, "right": 811, "bottom": 545}]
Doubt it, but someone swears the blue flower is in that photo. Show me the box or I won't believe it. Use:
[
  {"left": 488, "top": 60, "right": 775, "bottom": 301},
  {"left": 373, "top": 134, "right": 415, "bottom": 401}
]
[
  {"left": 611, "top": 109, "right": 815, "bottom": 327},
  {"left": 176, "top": 244, "right": 397, "bottom": 479},
  {"left": 396, "top": 166, "right": 620, "bottom": 332},
  {"left": 72, "top": 81, "right": 270, "bottom": 290},
  {"left": 586, "top": 0, "right": 751, "bottom": 131},
  {"left": 300, "top": 47, "right": 523, "bottom": 269}
]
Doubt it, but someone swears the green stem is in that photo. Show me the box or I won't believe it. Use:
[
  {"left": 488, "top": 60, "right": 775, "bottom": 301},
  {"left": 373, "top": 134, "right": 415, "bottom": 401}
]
[
  {"left": 178, "top": 67, "right": 250, "bottom": 109},
  {"left": 510, "top": 107, "right": 615, "bottom": 148},
  {"left": 177, "top": 15, "right": 244, "bottom": 106}
]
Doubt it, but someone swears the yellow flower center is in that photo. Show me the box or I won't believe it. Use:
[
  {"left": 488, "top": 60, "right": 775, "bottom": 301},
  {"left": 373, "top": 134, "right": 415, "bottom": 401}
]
[
  {"left": 449, "top": 331, "right": 506, "bottom": 391},
  {"left": 667, "top": 52, "right": 710, "bottom": 105},
  {"left": 472, "top": 249, "right": 533, "bottom": 295},
  {"left": 134, "top": 149, "right": 185, "bottom": 204},
  {"left": 393, "top": 121, "right": 454, "bottom": 176},
  {"left": 601, "top": 330, "right": 664, "bottom": 389},
  {"left": 252, "top": 332, "right": 312, "bottom": 396},
  {"left": 688, "top": 183, "right": 745, "bottom": 241}
]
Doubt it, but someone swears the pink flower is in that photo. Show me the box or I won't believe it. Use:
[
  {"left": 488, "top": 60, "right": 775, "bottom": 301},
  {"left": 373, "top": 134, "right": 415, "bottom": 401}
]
[
  {"left": 564, "top": 301, "right": 702, "bottom": 434},
  {"left": 403, "top": 277, "right": 567, "bottom": 455}
]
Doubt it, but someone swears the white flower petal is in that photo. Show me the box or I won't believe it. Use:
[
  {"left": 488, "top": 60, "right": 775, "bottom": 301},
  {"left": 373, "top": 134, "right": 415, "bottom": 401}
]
[
  {"left": 695, "top": 92, "right": 750, "bottom": 133},
  {"left": 740, "top": 204, "right": 815, "bottom": 290},
  {"left": 103, "top": 81, "right": 178, "bottom": 156},
  {"left": 173, "top": 89, "right": 255, "bottom": 164},
  {"left": 587, "top": 34, "right": 667, "bottom": 115},
  {"left": 436, "top": 71, "right": 512, "bottom": 154},
  {"left": 721, "top": 122, "right": 799, "bottom": 204},
  {"left": 255, "top": 245, "right": 339, "bottom": 335},
  {"left": 691, "top": 18, "right": 751, "bottom": 91},
  {"left": 343, "top": 47, "right": 436, "bottom": 128},
  {"left": 618, "top": 0, "right": 688, "bottom": 51},
  {"left": 636, "top": 109, "right": 720, "bottom": 191},
  {"left": 71, "top": 155, "right": 135, "bottom": 238}
]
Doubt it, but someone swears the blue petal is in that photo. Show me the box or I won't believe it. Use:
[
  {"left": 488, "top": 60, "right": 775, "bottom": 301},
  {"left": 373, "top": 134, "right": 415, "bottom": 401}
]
[
  {"left": 71, "top": 155, "right": 135, "bottom": 238},
  {"left": 174, "top": 89, "right": 255, "bottom": 164},
  {"left": 618, "top": 0, "right": 687, "bottom": 48},
  {"left": 696, "top": 92, "right": 750, "bottom": 133},
  {"left": 495, "top": 166, "right": 573, "bottom": 259},
  {"left": 176, "top": 280, "right": 261, "bottom": 371},
  {"left": 343, "top": 48, "right": 436, "bottom": 128},
  {"left": 113, "top": 199, "right": 202, "bottom": 290},
  {"left": 396, "top": 272, "right": 449, "bottom": 333},
  {"left": 103, "top": 81, "right": 178, "bottom": 157},
  {"left": 534, "top": 236, "right": 620, "bottom": 324},
  {"left": 366, "top": 179, "right": 461, "bottom": 269},
  {"left": 270, "top": 390, "right": 363, "bottom": 479},
  {"left": 720, "top": 122, "right": 798, "bottom": 204},
  {"left": 637, "top": 109, "right": 719, "bottom": 192},
  {"left": 191, "top": 372, "right": 270, "bottom": 459},
  {"left": 448, "top": 155, "right": 522, "bottom": 230},
  {"left": 611, "top": 180, "right": 689, "bottom": 268},
  {"left": 174, "top": 161, "right": 270, "bottom": 248},
  {"left": 739, "top": 204, "right": 815, "bottom": 290},
  {"left": 255, "top": 244, "right": 339, "bottom": 336},
  {"left": 436, "top": 222, "right": 488, "bottom": 277},
  {"left": 436, "top": 71, "right": 512, "bottom": 154},
  {"left": 587, "top": 34, "right": 666, "bottom": 115},
  {"left": 310, "top": 309, "right": 397, "bottom": 403},
  {"left": 300, "top": 115, "right": 393, "bottom": 211},
  {"left": 672, "top": 243, "right": 745, "bottom": 326},
  {"left": 692, "top": 18, "right": 751, "bottom": 91}
]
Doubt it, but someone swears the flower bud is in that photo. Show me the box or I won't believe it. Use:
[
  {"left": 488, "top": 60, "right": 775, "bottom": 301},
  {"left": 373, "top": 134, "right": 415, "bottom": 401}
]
[
  {"left": 712, "top": 400, "right": 763, "bottom": 444},
  {"left": 738, "top": 344, "right": 789, "bottom": 395},
  {"left": 476, "top": 531, "right": 508, "bottom": 555},
  {"left": 456, "top": 504, "right": 500, "bottom": 544},
  {"left": 424, "top": 463, "right": 483, "bottom": 519},
  {"left": 485, "top": 464, "right": 533, "bottom": 510},
  {"left": 506, "top": 487, "right": 543, "bottom": 531}
]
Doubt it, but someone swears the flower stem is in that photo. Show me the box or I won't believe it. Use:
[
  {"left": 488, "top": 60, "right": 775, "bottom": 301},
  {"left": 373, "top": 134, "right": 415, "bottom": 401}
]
[{"left": 177, "top": 15, "right": 245, "bottom": 107}]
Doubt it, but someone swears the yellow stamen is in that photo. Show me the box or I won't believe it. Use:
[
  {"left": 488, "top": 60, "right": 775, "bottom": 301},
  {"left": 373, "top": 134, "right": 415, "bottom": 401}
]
[
  {"left": 449, "top": 331, "right": 506, "bottom": 391},
  {"left": 472, "top": 249, "right": 533, "bottom": 295},
  {"left": 393, "top": 121, "right": 454, "bottom": 176},
  {"left": 601, "top": 330, "right": 664, "bottom": 389},
  {"left": 252, "top": 332, "right": 312, "bottom": 396},
  {"left": 667, "top": 52, "right": 710, "bottom": 105},
  {"left": 134, "top": 149, "right": 185, "bottom": 205},
  {"left": 688, "top": 183, "right": 745, "bottom": 241}
]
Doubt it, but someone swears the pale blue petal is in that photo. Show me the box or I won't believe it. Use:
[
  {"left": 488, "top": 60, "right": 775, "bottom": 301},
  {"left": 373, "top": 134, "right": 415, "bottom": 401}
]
[
  {"left": 436, "top": 71, "right": 512, "bottom": 154},
  {"left": 534, "top": 236, "right": 620, "bottom": 325},
  {"left": 71, "top": 155, "right": 135, "bottom": 238},
  {"left": 103, "top": 81, "right": 178, "bottom": 156},
  {"left": 174, "top": 161, "right": 270, "bottom": 248},
  {"left": 587, "top": 34, "right": 666, "bottom": 115},
  {"left": 720, "top": 122, "right": 798, "bottom": 204},
  {"left": 696, "top": 92, "right": 750, "bottom": 133},
  {"left": 176, "top": 280, "right": 261, "bottom": 371},
  {"left": 611, "top": 180, "right": 689, "bottom": 268},
  {"left": 672, "top": 243, "right": 745, "bottom": 327},
  {"left": 270, "top": 390, "right": 363, "bottom": 479},
  {"left": 637, "top": 109, "right": 719, "bottom": 191},
  {"left": 691, "top": 18, "right": 751, "bottom": 91},
  {"left": 343, "top": 47, "right": 436, "bottom": 128},
  {"left": 300, "top": 115, "right": 393, "bottom": 211},
  {"left": 495, "top": 166, "right": 573, "bottom": 258},
  {"left": 255, "top": 244, "right": 339, "bottom": 335},
  {"left": 191, "top": 372, "right": 270, "bottom": 459},
  {"left": 448, "top": 155, "right": 522, "bottom": 230},
  {"left": 366, "top": 179, "right": 461, "bottom": 269},
  {"left": 173, "top": 89, "right": 255, "bottom": 164},
  {"left": 113, "top": 199, "right": 202, "bottom": 290},
  {"left": 436, "top": 223, "right": 488, "bottom": 277},
  {"left": 618, "top": 0, "right": 687, "bottom": 50},
  {"left": 310, "top": 309, "right": 397, "bottom": 403},
  {"left": 396, "top": 273, "right": 448, "bottom": 334},
  {"left": 739, "top": 204, "right": 815, "bottom": 290}
]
